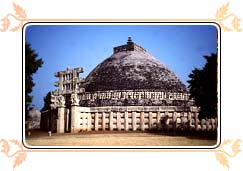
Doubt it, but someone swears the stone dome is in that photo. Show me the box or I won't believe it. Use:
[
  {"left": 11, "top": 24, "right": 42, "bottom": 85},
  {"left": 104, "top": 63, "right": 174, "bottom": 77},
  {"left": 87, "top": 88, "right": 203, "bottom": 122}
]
[{"left": 84, "top": 38, "right": 187, "bottom": 93}]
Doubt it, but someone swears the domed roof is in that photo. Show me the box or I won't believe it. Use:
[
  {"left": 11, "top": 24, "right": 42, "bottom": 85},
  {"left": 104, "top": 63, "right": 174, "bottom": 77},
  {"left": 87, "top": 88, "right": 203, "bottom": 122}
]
[{"left": 84, "top": 38, "right": 187, "bottom": 93}]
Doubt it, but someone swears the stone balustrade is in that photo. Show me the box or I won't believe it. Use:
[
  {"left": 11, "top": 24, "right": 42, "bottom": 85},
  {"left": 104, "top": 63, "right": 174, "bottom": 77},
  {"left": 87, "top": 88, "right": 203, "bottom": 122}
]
[{"left": 67, "top": 106, "right": 217, "bottom": 133}]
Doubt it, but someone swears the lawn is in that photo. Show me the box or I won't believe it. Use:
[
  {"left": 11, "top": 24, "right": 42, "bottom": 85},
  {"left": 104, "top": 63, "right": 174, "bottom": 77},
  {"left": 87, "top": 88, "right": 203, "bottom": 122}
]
[{"left": 25, "top": 130, "right": 217, "bottom": 147}]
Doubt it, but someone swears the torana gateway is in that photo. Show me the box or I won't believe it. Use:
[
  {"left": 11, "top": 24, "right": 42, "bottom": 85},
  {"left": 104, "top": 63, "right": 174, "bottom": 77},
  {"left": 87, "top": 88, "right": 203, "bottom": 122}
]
[{"left": 40, "top": 37, "right": 217, "bottom": 133}]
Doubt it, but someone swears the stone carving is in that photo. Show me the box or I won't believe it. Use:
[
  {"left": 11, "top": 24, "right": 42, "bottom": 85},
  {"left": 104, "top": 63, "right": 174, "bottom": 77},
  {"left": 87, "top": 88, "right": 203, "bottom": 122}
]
[
  {"left": 50, "top": 94, "right": 58, "bottom": 109},
  {"left": 71, "top": 93, "right": 79, "bottom": 106},
  {"left": 57, "top": 95, "right": 65, "bottom": 107}
]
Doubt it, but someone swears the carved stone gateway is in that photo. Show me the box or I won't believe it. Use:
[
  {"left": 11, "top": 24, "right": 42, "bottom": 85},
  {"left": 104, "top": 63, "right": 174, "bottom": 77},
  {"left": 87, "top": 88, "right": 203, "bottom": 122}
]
[{"left": 41, "top": 38, "right": 217, "bottom": 134}]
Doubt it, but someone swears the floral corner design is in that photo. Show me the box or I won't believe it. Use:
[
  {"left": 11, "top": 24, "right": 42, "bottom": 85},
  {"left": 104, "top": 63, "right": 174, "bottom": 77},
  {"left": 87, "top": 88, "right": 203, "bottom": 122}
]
[
  {"left": 215, "top": 139, "right": 242, "bottom": 169},
  {"left": 0, "top": 139, "right": 27, "bottom": 169},
  {"left": 215, "top": 2, "right": 242, "bottom": 32},
  {"left": 0, "top": 2, "right": 27, "bottom": 32}
]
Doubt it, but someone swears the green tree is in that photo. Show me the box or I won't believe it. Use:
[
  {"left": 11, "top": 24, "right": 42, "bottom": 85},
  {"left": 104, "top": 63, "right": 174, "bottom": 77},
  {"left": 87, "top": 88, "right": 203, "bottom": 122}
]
[
  {"left": 25, "top": 42, "right": 43, "bottom": 116},
  {"left": 41, "top": 91, "right": 52, "bottom": 112},
  {"left": 187, "top": 53, "right": 217, "bottom": 119}
]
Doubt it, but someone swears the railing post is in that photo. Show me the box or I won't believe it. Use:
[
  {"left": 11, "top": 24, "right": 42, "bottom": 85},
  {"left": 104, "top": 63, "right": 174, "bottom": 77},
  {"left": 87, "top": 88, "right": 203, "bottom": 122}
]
[
  {"left": 140, "top": 112, "right": 145, "bottom": 131},
  {"left": 95, "top": 112, "right": 99, "bottom": 131},
  {"left": 125, "top": 111, "right": 129, "bottom": 131},
  {"left": 102, "top": 112, "right": 106, "bottom": 131},
  {"left": 109, "top": 111, "right": 113, "bottom": 130},
  {"left": 117, "top": 112, "right": 121, "bottom": 131},
  {"left": 132, "top": 112, "right": 136, "bottom": 131}
]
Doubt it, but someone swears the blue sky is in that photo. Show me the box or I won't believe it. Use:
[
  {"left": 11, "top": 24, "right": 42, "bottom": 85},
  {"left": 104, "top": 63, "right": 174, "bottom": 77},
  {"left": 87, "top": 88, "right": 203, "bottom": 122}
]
[{"left": 25, "top": 24, "right": 218, "bottom": 110}]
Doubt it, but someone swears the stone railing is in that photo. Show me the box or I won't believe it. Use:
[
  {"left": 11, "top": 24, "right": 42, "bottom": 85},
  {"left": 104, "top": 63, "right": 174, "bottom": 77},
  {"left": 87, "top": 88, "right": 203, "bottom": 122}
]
[
  {"left": 79, "top": 90, "right": 189, "bottom": 101},
  {"left": 51, "top": 90, "right": 193, "bottom": 108},
  {"left": 71, "top": 106, "right": 217, "bottom": 133},
  {"left": 78, "top": 90, "right": 192, "bottom": 107}
]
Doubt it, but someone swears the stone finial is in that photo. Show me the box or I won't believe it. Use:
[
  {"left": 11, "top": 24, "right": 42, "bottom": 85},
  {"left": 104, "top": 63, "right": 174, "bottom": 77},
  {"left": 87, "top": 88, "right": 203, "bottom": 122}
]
[
  {"left": 71, "top": 93, "right": 79, "bottom": 106},
  {"left": 113, "top": 37, "right": 146, "bottom": 54},
  {"left": 57, "top": 95, "right": 65, "bottom": 107},
  {"left": 127, "top": 37, "right": 132, "bottom": 43}
]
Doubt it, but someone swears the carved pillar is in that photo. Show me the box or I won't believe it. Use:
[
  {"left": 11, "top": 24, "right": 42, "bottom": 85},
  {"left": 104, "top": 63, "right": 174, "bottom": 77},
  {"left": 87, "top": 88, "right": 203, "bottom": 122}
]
[
  {"left": 57, "top": 95, "right": 65, "bottom": 133},
  {"left": 132, "top": 112, "right": 136, "bottom": 131},
  {"left": 71, "top": 93, "right": 79, "bottom": 133},
  {"left": 140, "top": 112, "right": 145, "bottom": 131}
]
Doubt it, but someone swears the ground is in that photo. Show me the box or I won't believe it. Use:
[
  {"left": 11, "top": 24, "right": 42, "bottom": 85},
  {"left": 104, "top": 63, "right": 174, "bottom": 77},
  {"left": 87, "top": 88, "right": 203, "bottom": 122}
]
[{"left": 25, "top": 130, "right": 217, "bottom": 147}]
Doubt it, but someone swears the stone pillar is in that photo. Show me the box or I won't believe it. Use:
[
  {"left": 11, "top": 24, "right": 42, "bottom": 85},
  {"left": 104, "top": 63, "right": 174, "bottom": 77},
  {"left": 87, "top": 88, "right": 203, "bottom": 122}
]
[
  {"left": 57, "top": 107, "right": 65, "bottom": 133},
  {"left": 109, "top": 111, "right": 113, "bottom": 131},
  {"left": 188, "top": 112, "right": 193, "bottom": 130},
  {"left": 173, "top": 112, "right": 177, "bottom": 130},
  {"left": 195, "top": 112, "right": 198, "bottom": 131},
  {"left": 117, "top": 112, "right": 121, "bottom": 131},
  {"left": 87, "top": 113, "right": 91, "bottom": 131},
  {"left": 140, "top": 112, "right": 145, "bottom": 131},
  {"left": 132, "top": 112, "right": 136, "bottom": 131},
  {"left": 125, "top": 111, "right": 129, "bottom": 131},
  {"left": 71, "top": 105, "right": 81, "bottom": 133},
  {"left": 95, "top": 112, "right": 99, "bottom": 131},
  {"left": 149, "top": 112, "right": 153, "bottom": 130},
  {"left": 65, "top": 109, "right": 69, "bottom": 132},
  {"left": 80, "top": 112, "right": 85, "bottom": 131},
  {"left": 156, "top": 112, "right": 162, "bottom": 130},
  {"left": 102, "top": 112, "right": 106, "bottom": 131},
  {"left": 70, "top": 93, "right": 80, "bottom": 133},
  {"left": 84, "top": 113, "right": 88, "bottom": 131}
]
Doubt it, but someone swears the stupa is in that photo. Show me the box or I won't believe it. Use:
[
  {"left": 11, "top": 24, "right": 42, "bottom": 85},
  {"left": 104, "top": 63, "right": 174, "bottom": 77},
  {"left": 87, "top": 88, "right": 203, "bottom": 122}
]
[{"left": 41, "top": 37, "right": 199, "bottom": 133}]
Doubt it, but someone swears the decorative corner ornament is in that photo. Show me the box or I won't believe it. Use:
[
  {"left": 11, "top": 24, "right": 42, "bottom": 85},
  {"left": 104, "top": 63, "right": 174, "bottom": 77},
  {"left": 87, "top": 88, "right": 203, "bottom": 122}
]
[
  {"left": 215, "top": 139, "right": 242, "bottom": 169},
  {"left": 215, "top": 2, "right": 242, "bottom": 32},
  {"left": 0, "top": 2, "right": 27, "bottom": 32},
  {"left": 0, "top": 139, "right": 27, "bottom": 169}
]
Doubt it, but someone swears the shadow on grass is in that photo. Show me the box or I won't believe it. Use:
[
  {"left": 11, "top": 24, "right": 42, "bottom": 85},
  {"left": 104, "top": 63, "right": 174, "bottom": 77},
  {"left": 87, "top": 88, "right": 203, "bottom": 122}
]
[{"left": 145, "top": 129, "right": 218, "bottom": 140}]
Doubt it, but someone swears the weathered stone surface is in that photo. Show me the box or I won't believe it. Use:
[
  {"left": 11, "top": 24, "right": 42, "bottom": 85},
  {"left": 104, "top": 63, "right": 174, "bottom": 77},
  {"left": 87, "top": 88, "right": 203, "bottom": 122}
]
[{"left": 85, "top": 39, "right": 187, "bottom": 93}]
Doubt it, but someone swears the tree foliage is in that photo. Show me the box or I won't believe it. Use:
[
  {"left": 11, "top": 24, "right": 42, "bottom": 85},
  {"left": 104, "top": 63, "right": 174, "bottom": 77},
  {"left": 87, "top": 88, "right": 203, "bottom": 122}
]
[
  {"left": 41, "top": 91, "right": 52, "bottom": 112},
  {"left": 25, "top": 42, "right": 43, "bottom": 112},
  {"left": 187, "top": 53, "right": 217, "bottom": 119}
]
